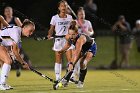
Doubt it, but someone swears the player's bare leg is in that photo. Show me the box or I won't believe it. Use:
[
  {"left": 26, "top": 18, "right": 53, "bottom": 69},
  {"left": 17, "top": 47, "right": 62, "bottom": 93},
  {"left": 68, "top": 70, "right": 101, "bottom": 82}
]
[{"left": 0, "top": 46, "right": 13, "bottom": 90}]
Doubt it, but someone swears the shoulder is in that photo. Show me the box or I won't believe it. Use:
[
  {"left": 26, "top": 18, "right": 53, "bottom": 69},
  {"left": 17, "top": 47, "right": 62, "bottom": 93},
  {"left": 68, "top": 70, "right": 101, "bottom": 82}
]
[
  {"left": 66, "top": 14, "right": 72, "bottom": 19},
  {"left": 12, "top": 26, "right": 21, "bottom": 32},
  {"left": 52, "top": 14, "right": 59, "bottom": 19},
  {"left": 85, "top": 20, "right": 92, "bottom": 24},
  {"left": 77, "top": 34, "right": 86, "bottom": 43}
]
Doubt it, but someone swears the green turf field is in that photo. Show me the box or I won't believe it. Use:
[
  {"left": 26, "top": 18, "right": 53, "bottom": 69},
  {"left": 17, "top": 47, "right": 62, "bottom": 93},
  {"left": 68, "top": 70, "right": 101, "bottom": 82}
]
[
  {"left": 2, "top": 70, "right": 140, "bottom": 93},
  {"left": 21, "top": 36, "right": 140, "bottom": 68}
]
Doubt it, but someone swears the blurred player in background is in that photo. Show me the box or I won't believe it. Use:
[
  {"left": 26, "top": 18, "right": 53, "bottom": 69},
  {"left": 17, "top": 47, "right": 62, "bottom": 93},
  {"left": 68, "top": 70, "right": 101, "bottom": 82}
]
[
  {"left": 132, "top": 20, "right": 140, "bottom": 52},
  {"left": 47, "top": 0, "right": 73, "bottom": 81},
  {"left": 0, "top": 20, "right": 35, "bottom": 90},
  {"left": 3, "top": 6, "right": 32, "bottom": 77},
  {"left": 112, "top": 15, "right": 132, "bottom": 68}
]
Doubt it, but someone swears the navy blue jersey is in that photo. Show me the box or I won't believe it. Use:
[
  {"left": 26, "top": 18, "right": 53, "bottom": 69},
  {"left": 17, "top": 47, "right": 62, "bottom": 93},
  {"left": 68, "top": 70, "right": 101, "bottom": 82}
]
[
  {"left": 68, "top": 34, "right": 97, "bottom": 56},
  {"left": 5, "top": 16, "right": 16, "bottom": 26}
]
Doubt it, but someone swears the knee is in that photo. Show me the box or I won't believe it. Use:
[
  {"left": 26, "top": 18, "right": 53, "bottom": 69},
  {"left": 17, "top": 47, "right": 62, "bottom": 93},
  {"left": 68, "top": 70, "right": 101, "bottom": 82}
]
[{"left": 4, "top": 58, "right": 12, "bottom": 65}]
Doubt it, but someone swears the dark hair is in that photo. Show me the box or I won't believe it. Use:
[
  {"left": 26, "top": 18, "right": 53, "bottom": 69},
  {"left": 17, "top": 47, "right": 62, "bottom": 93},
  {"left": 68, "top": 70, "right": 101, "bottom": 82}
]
[
  {"left": 22, "top": 19, "right": 35, "bottom": 28},
  {"left": 69, "top": 21, "right": 78, "bottom": 33},
  {"left": 77, "top": 7, "right": 85, "bottom": 13},
  {"left": 57, "top": 0, "right": 67, "bottom": 14}
]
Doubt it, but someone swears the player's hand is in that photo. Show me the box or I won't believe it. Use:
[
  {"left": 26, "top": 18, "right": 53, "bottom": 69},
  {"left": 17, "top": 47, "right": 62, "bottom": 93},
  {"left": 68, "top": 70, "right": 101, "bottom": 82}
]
[
  {"left": 47, "top": 35, "right": 52, "bottom": 40},
  {"left": 58, "top": 50, "right": 64, "bottom": 54},
  {"left": 22, "top": 62, "right": 30, "bottom": 70},
  {"left": 68, "top": 62, "right": 74, "bottom": 71}
]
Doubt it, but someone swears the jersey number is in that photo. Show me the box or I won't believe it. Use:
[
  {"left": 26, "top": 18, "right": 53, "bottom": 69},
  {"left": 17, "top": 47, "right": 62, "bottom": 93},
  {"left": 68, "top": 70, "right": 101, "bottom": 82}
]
[{"left": 60, "top": 26, "right": 66, "bottom": 32}]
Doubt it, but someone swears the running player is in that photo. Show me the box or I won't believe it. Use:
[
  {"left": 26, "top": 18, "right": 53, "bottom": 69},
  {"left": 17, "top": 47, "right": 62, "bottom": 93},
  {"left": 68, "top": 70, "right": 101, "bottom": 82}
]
[
  {"left": 3, "top": 6, "right": 32, "bottom": 77},
  {"left": 54, "top": 21, "right": 97, "bottom": 89},
  {"left": 47, "top": 0, "right": 73, "bottom": 81},
  {"left": 70, "top": 7, "right": 94, "bottom": 83},
  {"left": 0, "top": 20, "right": 35, "bottom": 90}
]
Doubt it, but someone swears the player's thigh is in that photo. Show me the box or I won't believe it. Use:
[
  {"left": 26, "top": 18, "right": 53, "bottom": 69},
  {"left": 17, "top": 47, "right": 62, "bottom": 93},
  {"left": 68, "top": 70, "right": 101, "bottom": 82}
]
[
  {"left": 0, "top": 46, "right": 12, "bottom": 64},
  {"left": 55, "top": 51, "right": 63, "bottom": 63}
]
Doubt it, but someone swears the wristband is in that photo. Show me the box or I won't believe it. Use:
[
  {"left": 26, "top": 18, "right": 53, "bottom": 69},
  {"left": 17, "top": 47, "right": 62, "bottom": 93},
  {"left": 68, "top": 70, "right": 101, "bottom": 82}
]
[
  {"left": 22, "top": 63, "right": 25, "bottom": 65},
  {"left": 69, "top": 62, "right": 74, "bottom": 66}
]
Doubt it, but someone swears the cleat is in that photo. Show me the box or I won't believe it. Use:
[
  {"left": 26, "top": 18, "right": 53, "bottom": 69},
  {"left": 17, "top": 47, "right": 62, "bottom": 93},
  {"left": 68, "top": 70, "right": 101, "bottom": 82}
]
[
  {"left": 61, "top": 79, "right": 68, "bottom": 87},
  {"left": 0, "top": 84, "right": 10, "bottom": 90},
  {"left": 5, "top": 84, "right": 13, "bottom": 89},
  {"left": 69, "top": 78, "right": 78, "bottom": 84},
  {"left": 77, "top": 81, "right": 84, "bottom": 88}
]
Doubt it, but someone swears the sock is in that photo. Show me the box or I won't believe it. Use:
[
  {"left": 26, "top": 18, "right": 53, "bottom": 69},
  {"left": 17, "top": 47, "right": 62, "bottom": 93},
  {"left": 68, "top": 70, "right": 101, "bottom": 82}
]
[
  {"left": 0, "top": 63, "right": 11, "bottom": 84},
  {"left": 0, "top": 67, "right": 1, "bottom": 83},
  {"left": 79, "top": 68, "right": 87, "bottom": 83},
  {"left": 54, "top": 63, "right": 62, "bottom": 81},
  {"left": 65, "top": 70, "right": 73, "bottom": 82},
  {"left": 71, "top": 60, "right": 80, "bottom": 79}
]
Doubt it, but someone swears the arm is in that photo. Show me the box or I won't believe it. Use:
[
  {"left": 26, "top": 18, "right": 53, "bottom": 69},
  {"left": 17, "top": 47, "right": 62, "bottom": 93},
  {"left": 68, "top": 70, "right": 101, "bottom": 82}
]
[
  {"left": 112, "top": 22, "right": 119, "bottom": 31},
  {"left": 0, "top": 15, "right": 9, "bottom": 27},
  {"left": 72, "top": 35, "right": 86, "bottom": 65},
  {"left": 14, "top": 17, "right": 23, "bottom": 27},
  {"left": 86, "top": 21, "right": 94, "bottom": 36},
  {"left": 47, "top": 25, "right": 55, "bottom": 38},
  {"left": 12, "top": 42, "right": 29, "bottom": 69},
  {"left": 58, "top": 35, "right": 71, "bottom": 53},
  {"left": 118, "top": 23, "right": 127, "bottom": 31}
]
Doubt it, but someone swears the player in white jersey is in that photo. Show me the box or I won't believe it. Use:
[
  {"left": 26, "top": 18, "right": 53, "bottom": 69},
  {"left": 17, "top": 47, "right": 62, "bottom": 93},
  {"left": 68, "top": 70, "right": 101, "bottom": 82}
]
[
  {"left": 0, "top": 20, "right": 35, "bottom": 90},
  {"left": 70, "top": 7, "right": 94, "bottom": 83},
  {"left": 47, "top": 0, "right": 73, "bottom": 81},
  {"left": 0, "top": 15, "right": 9, "bottom": 87}
]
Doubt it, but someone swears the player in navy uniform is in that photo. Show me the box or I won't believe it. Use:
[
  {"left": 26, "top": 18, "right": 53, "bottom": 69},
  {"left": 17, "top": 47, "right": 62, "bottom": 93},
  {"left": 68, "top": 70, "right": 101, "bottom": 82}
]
[{"left": 54, "top": 21, "right": 97, "bottom": 89}]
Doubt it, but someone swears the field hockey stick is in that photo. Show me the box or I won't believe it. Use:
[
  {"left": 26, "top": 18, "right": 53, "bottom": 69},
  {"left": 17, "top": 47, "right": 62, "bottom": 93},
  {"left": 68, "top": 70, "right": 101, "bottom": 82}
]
[
  {"left": 29, "top": 66, "right": 56, "bottom": 83},
  {"left": 53, "top": 70, "right": 73, "bottom": 90},
  {"left": 34, "top": 34, "right": 54, "bottom": 41}
]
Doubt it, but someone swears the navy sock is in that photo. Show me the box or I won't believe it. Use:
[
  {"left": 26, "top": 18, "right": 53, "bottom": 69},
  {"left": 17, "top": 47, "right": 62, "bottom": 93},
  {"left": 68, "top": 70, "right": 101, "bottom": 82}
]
[{"left": 79, "top": 68, "right": 87, "bottom": 82}]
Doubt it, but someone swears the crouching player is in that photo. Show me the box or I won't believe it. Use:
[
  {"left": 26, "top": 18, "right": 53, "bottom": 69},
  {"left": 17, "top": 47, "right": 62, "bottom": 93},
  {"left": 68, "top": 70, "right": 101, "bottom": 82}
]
[
  {"left": 54, "top": 21, "right": 97, "bottom": 89},
  {"left": 0, "top": 20, "right": 35, "bottom": 90}
]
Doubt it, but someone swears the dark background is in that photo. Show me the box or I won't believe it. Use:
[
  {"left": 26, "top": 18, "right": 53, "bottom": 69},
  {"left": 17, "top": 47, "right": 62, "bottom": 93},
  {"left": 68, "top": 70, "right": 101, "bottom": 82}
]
[{"left": 0, "top": 0, "right": 140, "bottom": 29}]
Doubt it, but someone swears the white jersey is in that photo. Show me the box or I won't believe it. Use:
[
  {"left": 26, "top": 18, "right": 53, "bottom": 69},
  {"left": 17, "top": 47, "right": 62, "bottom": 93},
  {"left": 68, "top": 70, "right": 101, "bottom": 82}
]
[
  {"left": 50, "top": 14, "right": 72, "bottom": 36},
  {"left": 0, "top": 26, "right": 21, "bottom": 46},
  {"left": 76, "top": 20, "right": 93, "bottom": 35}
]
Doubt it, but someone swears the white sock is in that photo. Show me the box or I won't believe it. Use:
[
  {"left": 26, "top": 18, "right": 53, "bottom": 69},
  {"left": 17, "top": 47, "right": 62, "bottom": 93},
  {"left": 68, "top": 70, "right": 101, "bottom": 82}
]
[
  {"left": 0, "top": 63, "right": 11, "bottom": 84},
  {"left": 54, "top": 63, "right": 62, "bottom": 80},
  {"left": 0, "top": 67, "right": 1, "bottom": 83}
]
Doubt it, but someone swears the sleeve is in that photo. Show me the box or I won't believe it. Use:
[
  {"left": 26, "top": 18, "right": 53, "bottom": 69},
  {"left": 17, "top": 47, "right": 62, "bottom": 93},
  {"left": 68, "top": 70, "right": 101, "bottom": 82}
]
[
  {"left": 12, "top": 28, "right": 21, "bottom": 44},
  {"left": 50, "top": 16, "right": 56, "bottom": 26},
  {"left": 88, "top": 21, "right": 93, "bottom": 29}
]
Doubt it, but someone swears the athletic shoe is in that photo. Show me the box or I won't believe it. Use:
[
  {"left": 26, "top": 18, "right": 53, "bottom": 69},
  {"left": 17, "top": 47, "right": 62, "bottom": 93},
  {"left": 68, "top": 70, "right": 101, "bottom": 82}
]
[
  {"left": 77, "top": 81, "right": 84, "bottom": 88},
  {"left": 5, "top": 84, "right": 13, "bottom": 89},
  {"left": 69, "top": 78, "right": 78, "bottom": 84},
  {"left": 0, "top": 84, "right": 10, "bottom": 90}
]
